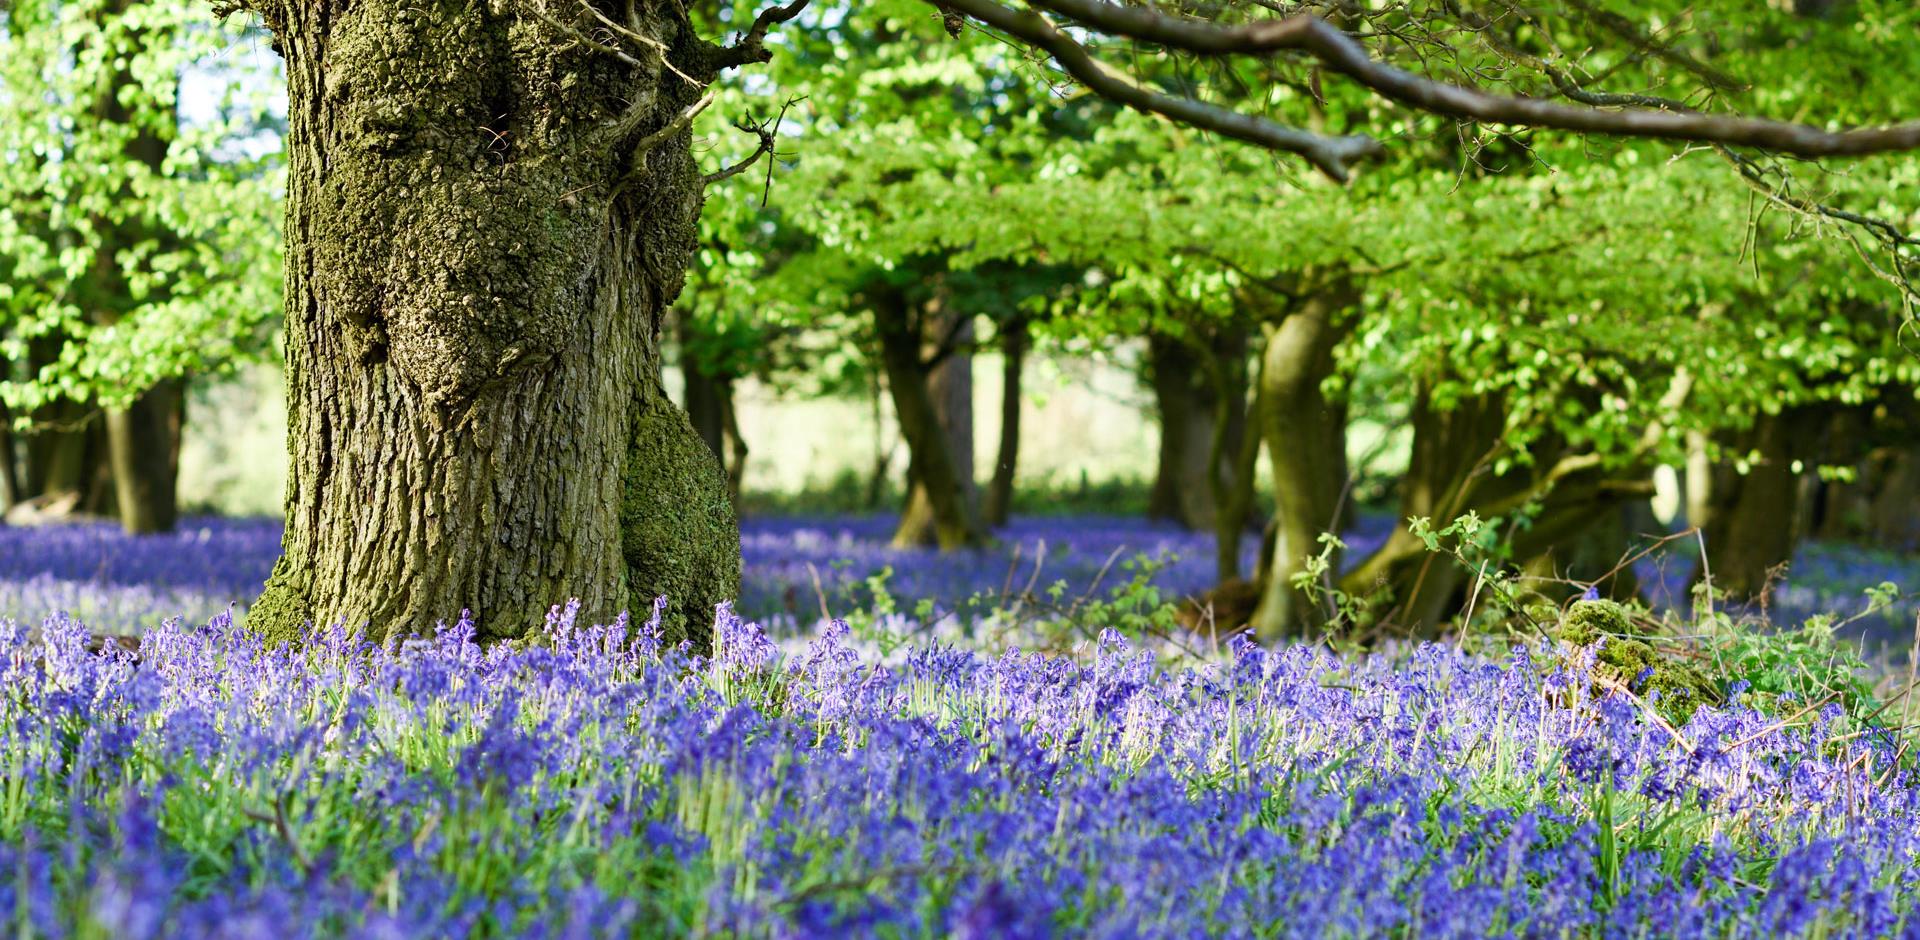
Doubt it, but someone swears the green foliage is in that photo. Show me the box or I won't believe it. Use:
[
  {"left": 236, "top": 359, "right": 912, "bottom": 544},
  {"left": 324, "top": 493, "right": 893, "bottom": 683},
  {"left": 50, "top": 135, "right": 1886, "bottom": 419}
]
[
  {"left": 1701, "top": 587, "right": 1891, "bottom": 717},
  {"left": 0, "top": 0, "right": 281, "bottom": 419}
]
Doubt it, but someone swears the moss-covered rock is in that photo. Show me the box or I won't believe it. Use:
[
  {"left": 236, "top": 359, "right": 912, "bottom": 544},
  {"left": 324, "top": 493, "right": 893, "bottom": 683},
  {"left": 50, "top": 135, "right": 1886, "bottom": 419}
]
[{"left": 1551, "top": 600, "right": 1721, "bottom": 725}]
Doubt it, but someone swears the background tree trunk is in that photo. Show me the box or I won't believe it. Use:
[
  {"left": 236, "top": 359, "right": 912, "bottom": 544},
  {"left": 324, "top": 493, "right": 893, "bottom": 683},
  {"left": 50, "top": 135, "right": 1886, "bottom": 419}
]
[
  {"left": 982, "top": 315, "right": 1026, "bottom": 527},
  {"left": 1146, "top": 333, "right": 1217, "bottom": 529},
  {"left": 882, "top": 299, "right": 982, "bottom": 548},
  {"left": 1700, "top": 408, "right": 1821, "bottom": 600},
  {"left": 1249, "top": 282, "right": 1355, "bottom": 640},
  {"left": 104, "top": 379, "right": 182, "bottom": 534},
  {"left": 86, "top": 0, "right": 183, "bottom": 534},
  {"left": 247, "top": 0, "right": 738, "bottom": 647},
  {"left": 679, "top": 318, "right": 747, "bottom": 510},
  {"left": 1339, "top": 387, "right": 1506, "bottom": 635},
  {"left": 0, "top": 376, "right": 15, "bottom": 518},
  {"left": 1866, "top": 446, "right": 1920, "bottom": 549}
]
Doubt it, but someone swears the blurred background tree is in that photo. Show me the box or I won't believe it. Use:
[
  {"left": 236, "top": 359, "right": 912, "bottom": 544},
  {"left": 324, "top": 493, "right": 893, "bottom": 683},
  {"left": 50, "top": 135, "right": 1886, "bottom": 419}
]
[{"left": 0, "top": 0, "right": 281, "bottom": 533}]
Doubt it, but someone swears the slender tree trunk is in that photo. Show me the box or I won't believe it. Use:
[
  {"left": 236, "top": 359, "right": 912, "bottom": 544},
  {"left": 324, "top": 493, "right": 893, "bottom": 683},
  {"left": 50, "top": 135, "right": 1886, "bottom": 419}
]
[
  {"left": 104, "top": 379, "right": 182, "bottom": 534},
  {"left": 1211, "top": 362, "right": 1261, "bottom": 585},
  {"left": 1248, "top": 282, "right": 1356, "bottom": 640},
  {"left": 246, "top": 1, "right": 738, "bottom": 646},
  {"left": 983, "top": 315, "right": 1026, "bottom": 527},
  {"left": 79, "top": 0, "right": 185, "bottom": 534},
  {"left": 876, "top": 294, "right": 983, "bottom": 550}
]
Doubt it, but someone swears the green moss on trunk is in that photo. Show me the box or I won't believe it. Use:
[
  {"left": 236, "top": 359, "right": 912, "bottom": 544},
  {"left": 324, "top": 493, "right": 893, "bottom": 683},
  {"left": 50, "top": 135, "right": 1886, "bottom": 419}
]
[{"left": 622, "top": 396, "right": 741, "bottom": 651}]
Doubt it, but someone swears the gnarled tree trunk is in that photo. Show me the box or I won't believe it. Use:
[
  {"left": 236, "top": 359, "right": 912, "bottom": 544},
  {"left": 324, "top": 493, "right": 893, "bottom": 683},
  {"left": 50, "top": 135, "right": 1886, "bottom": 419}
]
[
  {"left": 1146, "top": 323, "right": 1253, "bottom": 536},
  {"left": 244, "top": 0, "right": 739, "bottom": 646}
]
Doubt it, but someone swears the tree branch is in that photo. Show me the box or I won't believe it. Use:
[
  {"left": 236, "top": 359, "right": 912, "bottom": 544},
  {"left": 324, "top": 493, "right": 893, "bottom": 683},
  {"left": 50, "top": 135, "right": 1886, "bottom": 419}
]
[
  {"left": 631, "top": 89, "right": 715, "bottom": 164},
  {"left": 703, "top": 95, "right": 805, "bottom": 207},
  {"left": 1018, "top": 0, "right": 1920, "bottom": 159},
  {"left": 710, "top": 0, "right": 813, "bottom": 71},
  {"left": 938, "top": 0, "right": 1381, "bottom": 180}
]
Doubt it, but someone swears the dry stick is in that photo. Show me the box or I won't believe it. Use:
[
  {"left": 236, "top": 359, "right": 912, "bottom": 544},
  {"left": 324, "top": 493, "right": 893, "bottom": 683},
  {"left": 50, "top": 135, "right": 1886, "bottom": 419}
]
[
  {"left": 804, "top": 561, "right": 832, "bottom": 625},
  {"left": 1021, "top": 538, "right": 1048, "bottom": 599},
  {"left": 999, "top": 542, "right": 1024, "bottom": 608},
  {"left": 1590, "top": 673, "right": 1694, "bottom": 753},
  {"left": 1071, "top": 545, "right": 1129, "bottom": 617},
  {"left": 1694, "top": 528, "right": 1714, "bottom": 619},
  {"left": 1727, "top": 693, "right": 1844, "bottom": 752}
]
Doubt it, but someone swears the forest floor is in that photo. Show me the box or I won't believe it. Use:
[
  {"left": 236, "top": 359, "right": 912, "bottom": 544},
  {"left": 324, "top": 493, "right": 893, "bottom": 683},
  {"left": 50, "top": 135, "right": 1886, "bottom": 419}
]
[
  {"left": 4, "top": 516, "right": 1920, "bottom": 934},
  {"left": 2, "top": 513, "right": 1915, "bottom": 650}
]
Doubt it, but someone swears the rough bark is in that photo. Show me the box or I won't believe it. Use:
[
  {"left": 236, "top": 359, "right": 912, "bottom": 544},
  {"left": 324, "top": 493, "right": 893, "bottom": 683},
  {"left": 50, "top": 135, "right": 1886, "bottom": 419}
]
[
  {"left": 1248, "top": 282, "right": 1354, "bottom": 640},
  {"left": 246, "top": 0, "right": 739, "bottom": 646},
  {"left": 982, "top": 315, "right": 1026, "bottom": 527},
  {"left": 875, "top": 293, "right": 983, "bottom": 550}
]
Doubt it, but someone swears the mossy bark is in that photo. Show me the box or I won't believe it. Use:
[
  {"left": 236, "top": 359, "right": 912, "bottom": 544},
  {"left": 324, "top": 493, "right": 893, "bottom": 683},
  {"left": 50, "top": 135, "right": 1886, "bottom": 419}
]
[
  {"left": 1248, "top": 282, "right": 1354, "bottom": 640},
  {"left": 246, "top": 0, "right": 737, "bottom": 645}
]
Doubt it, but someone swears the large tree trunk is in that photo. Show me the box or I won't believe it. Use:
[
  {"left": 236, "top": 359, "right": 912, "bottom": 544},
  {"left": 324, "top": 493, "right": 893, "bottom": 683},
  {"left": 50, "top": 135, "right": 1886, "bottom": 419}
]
[
  {"left": 1248, "top": 282, "right": 1355, "bottom": 640},
  {"left": 982, "top": 315, "right": 1026, "bottom": 527},
  {"left": 875, "top": 294, "right": 983, "bottom": 550},
  {"left": 246, "top": 0, "right": 739, "bottom": 647}
]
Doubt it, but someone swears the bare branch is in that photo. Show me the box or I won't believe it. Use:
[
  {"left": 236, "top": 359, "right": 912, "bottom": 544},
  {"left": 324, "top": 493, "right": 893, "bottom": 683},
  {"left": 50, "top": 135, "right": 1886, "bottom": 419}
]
[
  {"left": 704, "top": 96, "right": 805, "bottom": 206},
  {"left": 1020, "top": 0, "right": 1920, "bottom": 159},
  {"left": 711, "top": 0, "right": 814, "bottom": 71},
  {"left": 938, "top": 0, "right": 1381, "bottom": 180}
]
